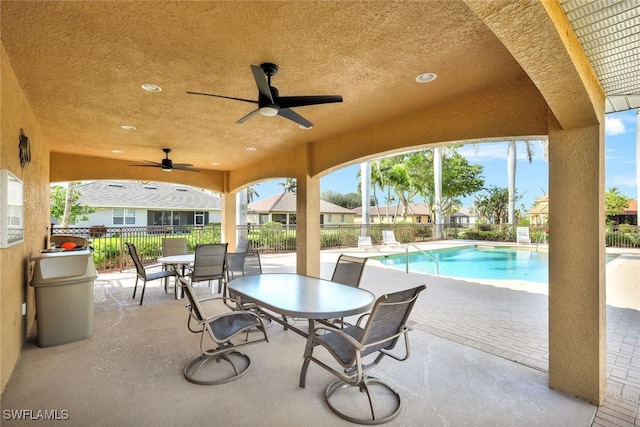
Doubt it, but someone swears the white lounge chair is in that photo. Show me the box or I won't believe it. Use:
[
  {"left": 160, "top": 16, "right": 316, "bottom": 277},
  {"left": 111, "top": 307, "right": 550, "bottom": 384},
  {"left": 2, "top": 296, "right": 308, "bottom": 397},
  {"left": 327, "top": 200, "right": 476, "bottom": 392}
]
[
  {"left": 516, "top": 227, "right": 531, "bottom": 244},
  {"left": 357, "top": 236, "right": 373, "bottom": 251},
  {"left": 382, "top": 230, "right": 402, "bottom": 247}
]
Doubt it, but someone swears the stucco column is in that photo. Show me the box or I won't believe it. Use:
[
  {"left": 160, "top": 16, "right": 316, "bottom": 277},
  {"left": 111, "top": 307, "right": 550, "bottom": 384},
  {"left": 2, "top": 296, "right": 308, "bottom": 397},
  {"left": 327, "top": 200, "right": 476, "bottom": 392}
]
[
  {"left": 295, "top": 144, "right": 320, "bottom": 276},
  {"left": 548, "top": 114, "right": 605, "bottom": 404},
  {"left": 221, "top": 188, "right": 237, "bottom": 251}
]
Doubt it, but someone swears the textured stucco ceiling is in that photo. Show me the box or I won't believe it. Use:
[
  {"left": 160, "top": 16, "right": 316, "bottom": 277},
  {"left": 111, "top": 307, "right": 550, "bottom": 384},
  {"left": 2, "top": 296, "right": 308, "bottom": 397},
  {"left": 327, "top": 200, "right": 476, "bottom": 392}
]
[{"left": 0, "top": 1, "right": 527, "bottom": 173}]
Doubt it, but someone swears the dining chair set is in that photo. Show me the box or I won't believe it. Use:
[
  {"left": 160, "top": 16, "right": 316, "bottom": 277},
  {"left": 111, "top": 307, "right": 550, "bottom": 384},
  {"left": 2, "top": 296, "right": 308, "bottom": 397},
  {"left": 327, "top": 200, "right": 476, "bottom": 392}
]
[{"left": 125, "top": 239, "right": 426, "bottom": 425}]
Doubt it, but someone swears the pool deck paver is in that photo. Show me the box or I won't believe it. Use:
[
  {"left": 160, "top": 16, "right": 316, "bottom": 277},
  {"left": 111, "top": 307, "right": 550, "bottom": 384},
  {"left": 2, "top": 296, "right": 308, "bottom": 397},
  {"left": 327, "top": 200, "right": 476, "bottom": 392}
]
[{"left": 332, "top": 243, "right": 640, "bottom": 426}]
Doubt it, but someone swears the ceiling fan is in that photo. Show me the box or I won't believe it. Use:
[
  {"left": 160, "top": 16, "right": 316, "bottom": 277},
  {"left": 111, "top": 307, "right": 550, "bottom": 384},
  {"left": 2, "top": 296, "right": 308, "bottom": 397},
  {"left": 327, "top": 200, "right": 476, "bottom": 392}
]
[
  {"left": 187, "top": 63, "right": 343, "bottom": 128},
  {"left": 130, "top": 148, "right": 199, "bottom": 172}
]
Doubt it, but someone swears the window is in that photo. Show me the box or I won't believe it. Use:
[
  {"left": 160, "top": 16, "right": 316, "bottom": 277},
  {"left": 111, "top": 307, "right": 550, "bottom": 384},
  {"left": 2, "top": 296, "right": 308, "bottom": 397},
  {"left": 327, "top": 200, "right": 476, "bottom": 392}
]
[
  {"left": 113, "top": 209, "right": 135, "bottom": 225},
  {"left": 195, "top": 211, "right": 205, "bottom": 225},
  {"left": 1, "top": 170, "right": 24, "bottom": 247},
  {"left": 416, "top": 215, "right": 422, "bottom": 223},
  {"left": 340, "top": 215, "right": 345, "bottom": 223},
  {"left": 326, "top": 214, "right": 332, "bottom": 223}
]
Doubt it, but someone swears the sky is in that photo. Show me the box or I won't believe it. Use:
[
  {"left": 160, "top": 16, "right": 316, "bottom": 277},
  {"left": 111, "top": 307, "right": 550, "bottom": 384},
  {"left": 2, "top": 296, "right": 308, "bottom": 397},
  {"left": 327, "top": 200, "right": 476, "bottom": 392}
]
[{"left": 251, "top": 109, "right": 639, "bottom": 211}]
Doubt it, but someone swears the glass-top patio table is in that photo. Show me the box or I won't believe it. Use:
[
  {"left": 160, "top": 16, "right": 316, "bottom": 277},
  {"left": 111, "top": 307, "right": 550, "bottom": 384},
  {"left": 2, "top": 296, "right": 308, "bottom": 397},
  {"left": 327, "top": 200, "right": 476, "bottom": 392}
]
[{"left": 227, "top": 273, "right": 376, "bottom": 338}]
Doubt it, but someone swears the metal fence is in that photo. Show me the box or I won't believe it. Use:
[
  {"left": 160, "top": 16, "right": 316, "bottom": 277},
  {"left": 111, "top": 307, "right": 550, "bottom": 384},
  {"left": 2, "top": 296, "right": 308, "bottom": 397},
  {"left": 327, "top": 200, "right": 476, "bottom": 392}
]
[{"left": 50, "top": 222, "right": 639, "bottom": 272}]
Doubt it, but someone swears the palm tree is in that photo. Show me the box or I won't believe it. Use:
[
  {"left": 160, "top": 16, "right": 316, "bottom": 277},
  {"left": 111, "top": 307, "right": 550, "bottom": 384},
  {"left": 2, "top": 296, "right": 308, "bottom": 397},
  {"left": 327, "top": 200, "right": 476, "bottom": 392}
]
[
  {"left": 360, "top": 162, "right": 372, "bottom": 234},
  {"left": 507, "top": 140, "right": 535, "bottom": 224},
  {"left": 433, "top": 147, "right": 443, "bottom": 238},
  {"left": 278, "top": 178, "right": 296, "bottom": 193},
  {"left": 246, "top": 185, "right": 259, "bottom": 203}
]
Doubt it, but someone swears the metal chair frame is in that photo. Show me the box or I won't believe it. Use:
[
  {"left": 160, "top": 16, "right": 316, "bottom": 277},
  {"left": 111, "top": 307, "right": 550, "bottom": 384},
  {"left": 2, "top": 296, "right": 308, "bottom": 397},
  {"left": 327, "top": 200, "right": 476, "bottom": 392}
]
[
  {"left": 179, "top": 277, "right": 269, "bottom": 385},
  {"left": 299, "top": 285, "right": 426, "bottom": 425},
  {"left": 126, "top": 242, "right": 177, "bottom": 305}
]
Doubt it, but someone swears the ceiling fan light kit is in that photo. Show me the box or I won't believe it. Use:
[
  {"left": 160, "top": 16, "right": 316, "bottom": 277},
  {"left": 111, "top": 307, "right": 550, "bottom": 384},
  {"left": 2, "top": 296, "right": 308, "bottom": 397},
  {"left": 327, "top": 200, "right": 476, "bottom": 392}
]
[
  {"left": 130, "top": 148, "right": 200, "bottom": 173},
  {"left": 187, "top": 63, "right": 343, "bottom": 128}
]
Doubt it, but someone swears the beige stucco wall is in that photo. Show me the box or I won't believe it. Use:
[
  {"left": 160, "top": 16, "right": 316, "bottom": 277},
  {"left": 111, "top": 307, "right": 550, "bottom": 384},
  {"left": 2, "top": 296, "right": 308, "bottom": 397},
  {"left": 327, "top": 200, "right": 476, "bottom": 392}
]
[{"left": 1, "top": 43, "right": 52, "bottom": 391}]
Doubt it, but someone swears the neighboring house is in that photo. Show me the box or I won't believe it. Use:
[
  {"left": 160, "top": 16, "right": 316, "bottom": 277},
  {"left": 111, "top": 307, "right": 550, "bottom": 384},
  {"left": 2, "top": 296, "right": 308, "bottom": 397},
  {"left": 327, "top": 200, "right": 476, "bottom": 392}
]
[
  {"left": 528, "top": 195, "right": 549, "bottom": 226},
  {"left": 247, "top": 192, "right": 354, "bottom": 225},
  {"left": 450, "top": 206, "right": 478, "bottom": 227},
  {"left": 609, "top": 199, "right": 638, "bottom": 226},
  {"left": 352, "top": 203, "right": 476, "bottom": 226},
  {"left": 72, "top": 181, "right": 221, "bottom": 228},
  {"left": 353, "top": 203, "right": 432, "bottom": 224}
]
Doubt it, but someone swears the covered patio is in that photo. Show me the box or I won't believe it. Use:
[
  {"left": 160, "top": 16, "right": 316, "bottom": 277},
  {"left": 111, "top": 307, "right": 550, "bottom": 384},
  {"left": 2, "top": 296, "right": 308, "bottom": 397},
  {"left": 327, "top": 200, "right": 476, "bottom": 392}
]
[
  {"left": 1, "top": 0, "right": 639, "bottom": 416},
  {"left": 3, "top": 246, "right": 640, "bottom": 425}
]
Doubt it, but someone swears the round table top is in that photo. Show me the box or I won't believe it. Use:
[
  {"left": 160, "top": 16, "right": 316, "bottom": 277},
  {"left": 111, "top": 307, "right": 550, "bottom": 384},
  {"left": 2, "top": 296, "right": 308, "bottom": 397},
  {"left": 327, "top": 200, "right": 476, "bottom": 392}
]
[{"left": 157, "top": 254, "right": 194, "bottom": 264}]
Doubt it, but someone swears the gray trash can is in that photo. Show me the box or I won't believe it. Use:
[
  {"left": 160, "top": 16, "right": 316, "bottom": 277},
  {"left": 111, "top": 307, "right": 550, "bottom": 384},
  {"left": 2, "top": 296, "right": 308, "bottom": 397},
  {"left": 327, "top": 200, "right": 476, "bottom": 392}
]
[{"left": 30, "top": 250, "right": 97, "bottom": 347}]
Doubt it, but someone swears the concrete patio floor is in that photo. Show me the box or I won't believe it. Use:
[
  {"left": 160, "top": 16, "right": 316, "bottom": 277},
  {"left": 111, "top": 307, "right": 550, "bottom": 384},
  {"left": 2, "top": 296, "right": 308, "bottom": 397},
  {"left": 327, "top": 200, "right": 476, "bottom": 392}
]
[{"left": 3, "top": 241, "right": 640, "bottom": 426}]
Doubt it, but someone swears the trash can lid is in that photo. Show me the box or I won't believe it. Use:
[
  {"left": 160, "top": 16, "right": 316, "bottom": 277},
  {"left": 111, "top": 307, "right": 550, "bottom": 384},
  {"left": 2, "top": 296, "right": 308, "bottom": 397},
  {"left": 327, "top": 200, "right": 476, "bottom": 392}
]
[{"left": 30, "top": 251, "right": 97, "bottom": 286}]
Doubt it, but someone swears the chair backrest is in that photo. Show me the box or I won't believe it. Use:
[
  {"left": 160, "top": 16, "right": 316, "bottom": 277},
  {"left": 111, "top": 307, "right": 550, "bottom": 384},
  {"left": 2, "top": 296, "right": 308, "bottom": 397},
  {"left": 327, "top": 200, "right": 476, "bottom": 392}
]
[
  {"left": 382, "top": 230, "right": 397, "bottom": 243},
  {"left": 226, "top": 252, "right": 248, "bottom": 280},
  {"left": 191, "top": 243, "right": 227, "bottom": 282},
  {"left": 162, "top": 237, "right": 188, "bottom": 256},
  {"left": 516, "top": 227, "right": 530, "bottom": 243},
  {"left": 242, "top": 252, "right": 262, "bottom": 276},
  {"left": 359, "top": 285, "right": 426, "bottom": 355},
  {"left": 235, "top": 238, "right": 250, "bottom": 254},
  {"left": 178, "top": 277, "right": 206, "bottom": 322},
  {"left": 125, "top": 242, "right": 146, "bottom": 279},
  {"left": 331, "top": 255, "right": 367, "bottom": 287},
  {"left": 358, "top": 236, "right": 372, "bottom": 248}
]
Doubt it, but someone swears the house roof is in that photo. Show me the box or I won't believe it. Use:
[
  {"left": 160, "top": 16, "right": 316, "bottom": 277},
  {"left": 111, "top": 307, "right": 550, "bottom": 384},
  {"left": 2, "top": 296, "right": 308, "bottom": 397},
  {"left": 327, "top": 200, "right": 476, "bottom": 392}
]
[
  {"left": 624, "top": 199, "right": 638, "bottom": 215},
  {"left": 248, "top": 192, "right": 352, "bottom": 214},
  {"left": 528, "top": 195, "right": 549, "bottom": 215},
  {"left": 74, "top": 181, "right": 221, "bottom": 210}
]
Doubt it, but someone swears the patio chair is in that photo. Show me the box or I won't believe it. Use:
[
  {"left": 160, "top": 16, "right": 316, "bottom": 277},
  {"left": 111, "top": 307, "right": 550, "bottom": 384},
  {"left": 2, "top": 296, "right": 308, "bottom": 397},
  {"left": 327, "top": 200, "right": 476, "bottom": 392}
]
[
  {"left": 179, "top": 277, "right": 268, "bottom": 385},
  {"left": 299, "top": 284, "right": 426, "bottom": 424},
  {"left": 162, "top": 237, "right": 190, "bottom": 292},
  {"left": 126, "top": 242, "right": 177, "bottom": 305},
  {"left": 358, "top": 236, "right": 373, "bottom": 251},
  {"left": 516, "top": 227, "right": 531, "bottom": 245},
  {"left": 225, "top": 251, "right": 263, "bottom": 308},
  {"left": 189, "top": 243, "right": 227, "bottom": 293},
  {"left": 382, "top": 230, "right": 402, "bottom": 248},
  {"left": 328, "top": 254, "right": 368, "bottom": 327},
  {"left": 331, "top": 254, "right": 368, "bottom": 287},
  {"left": 224, "top": 252, "right": 274, "bottom": 332},
  {"left": 225, "top": 238, "right": 251, "bottom": 283}
]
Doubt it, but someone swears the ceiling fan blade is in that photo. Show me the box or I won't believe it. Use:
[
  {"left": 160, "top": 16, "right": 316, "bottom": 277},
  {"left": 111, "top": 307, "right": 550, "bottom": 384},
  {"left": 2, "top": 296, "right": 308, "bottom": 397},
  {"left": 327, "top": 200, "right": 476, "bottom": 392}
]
[
  {"left": 186, "top": 91, "right": 257, "bottom": 104},
  {"left": 236, "top": 108, "right": 261, "bottom": 124},
  {"left": 250, "top": 65, "right": 274, "bottom": 103},
  {"left": 174, "top": 166, "right": 200, "bottom": 172},
  {"left": 171, "top": 163, "right": 194, "bottom": 168},
  {"left": 277, "top": 95, "right": 343, "bottom": 109},
  {"left": 278, "top": 108, "right": 313, "bottom": 128},
  {"left": 129, "top": 164, "right": 164, "bottom": 168}
]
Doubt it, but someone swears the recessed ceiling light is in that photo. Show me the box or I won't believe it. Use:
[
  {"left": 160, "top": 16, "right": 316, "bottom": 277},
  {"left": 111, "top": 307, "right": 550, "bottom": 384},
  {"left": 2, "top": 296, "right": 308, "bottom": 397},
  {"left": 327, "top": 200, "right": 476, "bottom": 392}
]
[
  {"left": 141, "top": 83, "right": 162, "bottom": 92},
  {"left": 245, "top": 147, "right": 257, "bottom": 152},
  {"left": 211, "top": 162, "right": 220, "bottom": 166},
  {"left": 416, "top": 72, "right": 438, "bottom": 83},
  {"left": 112, "top": 150, "right": 124, "bottom": 154},
  {"left": 120, "top": 125, "right": 136, "bottom": 131}
]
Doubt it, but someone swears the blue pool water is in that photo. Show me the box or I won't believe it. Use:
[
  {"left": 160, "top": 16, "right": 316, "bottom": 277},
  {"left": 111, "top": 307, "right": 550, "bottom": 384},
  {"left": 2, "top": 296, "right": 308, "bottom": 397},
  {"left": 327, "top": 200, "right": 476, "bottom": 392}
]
[{"left": 376, "top": 246, "right": 616, "bottom": 284}]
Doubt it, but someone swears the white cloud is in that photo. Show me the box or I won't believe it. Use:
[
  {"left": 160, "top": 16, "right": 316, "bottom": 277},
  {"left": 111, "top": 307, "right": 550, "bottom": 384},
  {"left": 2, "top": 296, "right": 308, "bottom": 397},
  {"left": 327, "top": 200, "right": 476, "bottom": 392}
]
[
  {"left": 606, "top": 174, "right": 638, "bottom": 189},
  {"left": 605, "top": 117, "right": 626, "bottom": 136},
  {"left": 457, "top": 141, "right": 547, "bottom": 162}
]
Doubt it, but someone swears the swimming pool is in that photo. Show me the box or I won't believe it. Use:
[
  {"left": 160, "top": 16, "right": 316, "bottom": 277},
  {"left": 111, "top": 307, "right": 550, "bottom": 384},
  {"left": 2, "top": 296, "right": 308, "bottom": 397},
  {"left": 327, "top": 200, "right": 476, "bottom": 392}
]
[{"left": 375, "top": 245, "right": 615, "bottom": 284}]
